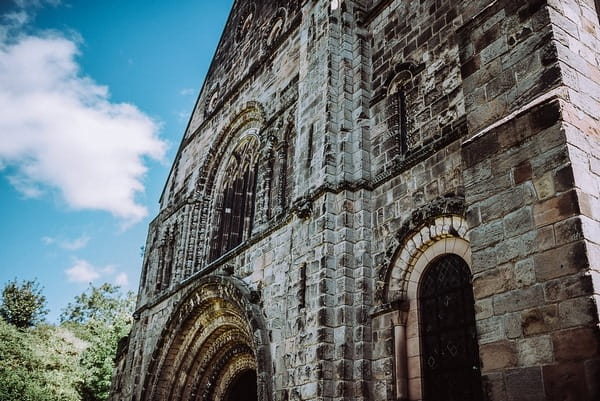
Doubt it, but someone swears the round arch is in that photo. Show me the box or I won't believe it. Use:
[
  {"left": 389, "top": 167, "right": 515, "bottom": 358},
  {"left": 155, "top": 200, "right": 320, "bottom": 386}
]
[
  {"left": 383, "top": 214, "right": 471, "bottom": 304},
  {"left": 378, "top": 215, "right": 477, "bottom": 401},
  {"left": 141, "top": 275, "right": 272, "bottom": 401},
  {"left": 192, "top": 102, "right": 266, "bottom": 269}
]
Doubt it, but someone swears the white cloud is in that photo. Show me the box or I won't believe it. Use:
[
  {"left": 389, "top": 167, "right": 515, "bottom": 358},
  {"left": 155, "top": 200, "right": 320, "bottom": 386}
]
[
  {"left": 8, "top": 175, "right": 43, "bottom": 198},
  {"left": 65, "top": 258, "right": 126, "bottom": 285},
  {"left": 101, "top": 265, "right": 116, "bottom": 275},
  {"left": 41, "top": 233, "right": 90, "bottom": 250},
  {"left": 179, "top": 88, "right": 195, "bottom": 96},
  {"left": 0, "top": 21, "right": 166, "bottom": 225},
  {"left": 12, "top": 0, "right": 61, "bottom": 9},
  {"left": 115, "top": 272, "right": 129, "bottom": 287},
  {"left": 60, "top": 234, "right": 90, "bottom": 250},
  {"left": 3, "top": 11, "right": 29, "bottom": 27},
  {"left": 65, "top": 259, "right": 101, "bottom": 283},
  {"left": 41, "top": 236, "right": 55, "bottom": 245}
]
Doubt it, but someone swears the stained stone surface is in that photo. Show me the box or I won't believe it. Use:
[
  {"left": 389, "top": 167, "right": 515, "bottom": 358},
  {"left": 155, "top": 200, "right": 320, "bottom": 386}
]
[{"left": 110, "top": 1, "right": 600, "bottom": 400}]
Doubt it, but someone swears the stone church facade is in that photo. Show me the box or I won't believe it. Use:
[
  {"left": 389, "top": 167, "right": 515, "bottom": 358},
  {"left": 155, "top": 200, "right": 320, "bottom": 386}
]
[{"left": 110, "top": 0, "right": 600, "bottom": 400}]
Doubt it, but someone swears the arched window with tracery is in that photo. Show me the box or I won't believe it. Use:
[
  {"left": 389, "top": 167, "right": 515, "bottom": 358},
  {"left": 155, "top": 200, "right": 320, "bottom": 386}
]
[{"left": 210, "top": 135, "right": 260, "bottom": 261}]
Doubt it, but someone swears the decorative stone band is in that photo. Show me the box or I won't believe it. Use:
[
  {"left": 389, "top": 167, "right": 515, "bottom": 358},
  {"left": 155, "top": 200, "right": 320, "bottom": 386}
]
[{"left": 404, "top": 235, "right": 472, "bottom": 301}]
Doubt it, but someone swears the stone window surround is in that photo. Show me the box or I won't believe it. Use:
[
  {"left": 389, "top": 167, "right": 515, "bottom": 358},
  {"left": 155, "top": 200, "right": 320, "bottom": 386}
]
[
  {"left": 384, "top": 216, "right": 473, "bottom": 401},
  {"left": 209, "top": 131, "right": 261, "bottom": 261},
  {"left": 387, "top": 70, "right": 413, "bottom": 156}
]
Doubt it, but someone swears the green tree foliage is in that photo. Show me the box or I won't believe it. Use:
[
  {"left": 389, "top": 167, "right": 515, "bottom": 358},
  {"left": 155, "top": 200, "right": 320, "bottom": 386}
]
[
  {"left": 0, "top": 280, "right": 135, "bottom": 401},
  {"left": 60, "top": 283, "right": 135, "bottom": 328},
  {"left": 0, "top": 320, "right": 84, "bottom": 401},
  {"left": 60, "top": 283, "right": 135, "bottom": 401},
  {"left": 0, "top": 278, "right": 48, "bottom": 328}
]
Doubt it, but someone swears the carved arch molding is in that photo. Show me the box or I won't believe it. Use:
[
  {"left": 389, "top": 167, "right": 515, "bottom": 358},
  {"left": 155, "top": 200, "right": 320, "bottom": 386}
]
[
  {"left": 373, "top": 196, "right": 482, "bottom": 401},
  {"left": 141, "top": 276, "right": 272, "bottom": 401}
]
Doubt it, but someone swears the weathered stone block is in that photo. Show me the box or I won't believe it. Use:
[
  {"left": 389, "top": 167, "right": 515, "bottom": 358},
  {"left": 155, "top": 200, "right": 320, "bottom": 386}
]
[
  {"left": 504, "top": 366, "right": 545, "bottom": 401},
  {"left": 535, "top": 225, "right": 555, "bottom": 251},
  {"left": 480, "top": 340, "right": 518, "bottom": 371},
  {"left": 534, "top": 240, "right": 588, "bottom": 281},
  {"left": 513, "top": 161, "right": 532, "bottom": 185},
  {"left": 475, "top": 297, "right": 494, "bottom": 320},
  {"left": 552, "top": 327, "right": 600, "bottom": 362},
  {"left": 515, "top": 257, "right": 537, "bottom": 288},
  {"left": 503, "top": 207, "right": 534, "bottom": 238},
  {"left": 517, "top": 336, "right": 553, "bottom": 366},
  {"left": 554, "top": 216, "right": 585, "bottom": 245},
  {"left": 521, "top": 304, "right": 559, "bottom": 336},
  {"left": 493, "top": 285, "right": 545, "bottom": 314},
  {"left": 542, "top": 362, "right": 589, "bottom": 401},
  {"left": 533, "top": 189, "right": 580, "bottom": 227},
  {"left": 474, "top": 263, "right": 516, "bottom": 299},
  {"left": 533, "top": 172, "right": 556, "bottom": 201},
  {"left": 558, "top": 296, "right": 597, "bottom": 328},
  {"left": 477, "top": 316, "right": 505, "bottom": 344}
]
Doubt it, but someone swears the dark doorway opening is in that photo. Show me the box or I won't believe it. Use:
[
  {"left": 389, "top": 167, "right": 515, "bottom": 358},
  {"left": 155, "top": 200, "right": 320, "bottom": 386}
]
[
  {"left": 419, "top": 254, "right": 483, "bottom": 401},
  {"left": 224, "top": 370, "right": 258, "bottom": 401}
]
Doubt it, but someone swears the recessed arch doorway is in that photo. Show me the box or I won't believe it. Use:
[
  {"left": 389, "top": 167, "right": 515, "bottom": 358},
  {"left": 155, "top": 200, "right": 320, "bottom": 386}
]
[
  {"left": 378, "top": 215, "right": 484, "bottom": 400},
  {"left": 223, "top": 369, "right": 258, "bottom": 401},
  {"left": 141, "top": 276, "right": 271, "bottom": 401},
  {"left": 419, "top": 253, "right": 483, "bottom": 401}
]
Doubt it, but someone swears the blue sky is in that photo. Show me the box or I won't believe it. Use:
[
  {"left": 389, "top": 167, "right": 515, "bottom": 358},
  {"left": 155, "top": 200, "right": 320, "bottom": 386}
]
[{"left": 0, "top": 0, "right": 233, "bottom": 322}]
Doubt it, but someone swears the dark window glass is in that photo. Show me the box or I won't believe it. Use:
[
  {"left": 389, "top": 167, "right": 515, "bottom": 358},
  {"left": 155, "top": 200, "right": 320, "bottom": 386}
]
[
  {"left": 387, "top": 88, "right": 408, "bottom": 155},
  {"left": 210, "top": 138, "right": 258, "bottom": 261},
  {"left": 419, "top": 254, "right": 483, "bottom": 401}
]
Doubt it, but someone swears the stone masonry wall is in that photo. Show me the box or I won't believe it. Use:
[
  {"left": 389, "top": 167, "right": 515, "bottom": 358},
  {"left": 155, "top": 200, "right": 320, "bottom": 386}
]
[
  {"left": 368, "top": 0, "right": 466, "bottom": 182},
  {"left": 547, "top": 0, "right": 600, "bottom": 317},
  {"left": 111, "top": 1, "right": 600, "bottom": 401},
  {"left": 459, "top": 0, "right": 600, "bottom": 399}
]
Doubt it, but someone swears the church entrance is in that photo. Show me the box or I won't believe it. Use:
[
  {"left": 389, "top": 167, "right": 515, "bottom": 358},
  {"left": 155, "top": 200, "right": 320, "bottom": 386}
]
[
  {"left": 223, "top": 369, "right": 258, "bottom": 401},
  {"left": 140, "top": 278, "right": 272, "bottom": 401},
  {"left": 419, "top": 254, "right": 483, "bottom": 401}
]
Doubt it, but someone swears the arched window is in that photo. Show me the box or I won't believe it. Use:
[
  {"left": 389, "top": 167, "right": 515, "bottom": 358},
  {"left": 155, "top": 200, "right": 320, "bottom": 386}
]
[
  {"left": 387, "top": 69, "right": 414, "bottom": 156},
  {"left": 377, "top": 216, "right": 481, "bottom": 400},
  {"left": 210, "top": 136, "right": 259, "bottom": 261},
  {"left": 419, "top": 254, "right": 483, "bottom": 401},
  {"left": 156, "top": 223, "right": 178, "bottom": 292},
  {"left": 388, "top": 85, "right": 408, "bottom": 155}
]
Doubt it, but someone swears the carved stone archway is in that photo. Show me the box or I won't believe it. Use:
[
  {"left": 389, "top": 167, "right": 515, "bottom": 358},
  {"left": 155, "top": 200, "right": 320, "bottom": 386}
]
[
  {"left": 375, "top": 214, "right": 474, "bottom": 400},
  {"left": 141, "top": 275, "right": 271, "bottom": 401},
  {"left": 383, "top": 214, "right": 471, "bottom": 304}
]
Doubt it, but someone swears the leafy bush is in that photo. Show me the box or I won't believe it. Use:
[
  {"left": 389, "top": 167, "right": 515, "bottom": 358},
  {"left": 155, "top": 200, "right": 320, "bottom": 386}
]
[
  {"left": 0, "top": 280, "right": 135, "bottom": 401},
  {"left": 0, "top": 320, "right": 83, "bottom": 401},
  {"left": 61, "top": 283, "right": 135, "bottom": 401}
]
